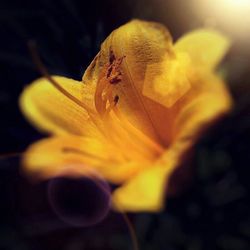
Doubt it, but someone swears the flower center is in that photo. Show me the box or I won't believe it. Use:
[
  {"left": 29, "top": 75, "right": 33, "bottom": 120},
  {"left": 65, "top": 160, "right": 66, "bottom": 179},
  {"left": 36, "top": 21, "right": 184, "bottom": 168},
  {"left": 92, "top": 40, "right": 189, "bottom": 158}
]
[
  {"left": 33, "top": 43, "right": 165, "bottom": 165},
  {"left": 93, "top": 52, "right": 165, "bottom": 163}
]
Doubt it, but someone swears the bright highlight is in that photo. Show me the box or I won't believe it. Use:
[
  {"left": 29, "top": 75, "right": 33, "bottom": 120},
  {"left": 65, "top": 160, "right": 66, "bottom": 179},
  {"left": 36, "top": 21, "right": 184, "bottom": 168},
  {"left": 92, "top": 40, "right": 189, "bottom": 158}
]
[
  {"left": 227, "top": 0, "right": 250, "bottom": 7},
  {"left": 193, "top": 0, "right": 250, "bottom": 38}
]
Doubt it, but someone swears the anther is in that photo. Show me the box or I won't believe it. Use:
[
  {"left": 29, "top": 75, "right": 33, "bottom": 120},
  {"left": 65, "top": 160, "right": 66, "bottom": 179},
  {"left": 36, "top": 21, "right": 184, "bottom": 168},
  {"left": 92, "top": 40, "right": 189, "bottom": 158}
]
[
  {"left": 110, "top": 75, "right": 122, "bottom": 84},
  {"left": 114, "top": 95, "right": 119, "bottom": 105},
  {"left": 106, "top": 66, "right": 113, "bottom": 78},
  {"left": 109, "top": 48, "right": 116, "bottom": 64}
]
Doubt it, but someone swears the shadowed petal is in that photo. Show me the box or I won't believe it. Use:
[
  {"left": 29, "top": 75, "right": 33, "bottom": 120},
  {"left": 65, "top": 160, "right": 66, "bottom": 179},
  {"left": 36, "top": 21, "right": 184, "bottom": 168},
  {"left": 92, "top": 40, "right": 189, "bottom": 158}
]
[{"left": 174, "top": 73, "right": 232, "bottom": 141}]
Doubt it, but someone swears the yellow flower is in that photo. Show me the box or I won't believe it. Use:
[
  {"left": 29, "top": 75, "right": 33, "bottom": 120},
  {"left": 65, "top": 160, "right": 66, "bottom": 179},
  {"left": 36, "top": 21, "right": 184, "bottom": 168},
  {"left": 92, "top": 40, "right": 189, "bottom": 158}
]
[{"left": 19, "top": 20, "right": 232, "bottom": 212}]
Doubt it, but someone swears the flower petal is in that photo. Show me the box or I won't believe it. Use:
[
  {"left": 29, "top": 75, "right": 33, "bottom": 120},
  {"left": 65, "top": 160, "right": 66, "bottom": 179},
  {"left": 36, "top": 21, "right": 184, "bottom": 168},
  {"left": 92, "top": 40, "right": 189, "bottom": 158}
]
[
  {"left": 174, "top": 29, "right": 231, "bottom": 70},
  {"left": 112, "top": 164, "right": 174, "bottom": 212},
  {"left": 22, "top": 135, "right": 146, "bottom": 184},
  {"left": 22, "top": 135, "right": 109, "bottom": 180},
  {"left": 116, "top": 75, "right": 231, "bottom": 213},
  {"left": 19, "top": 76, "right": 98, "bottom": 136}
]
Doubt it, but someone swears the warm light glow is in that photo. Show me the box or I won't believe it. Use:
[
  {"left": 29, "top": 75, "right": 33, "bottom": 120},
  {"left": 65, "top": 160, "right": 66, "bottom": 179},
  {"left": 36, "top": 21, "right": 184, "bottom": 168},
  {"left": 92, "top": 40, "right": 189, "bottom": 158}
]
[
  {"left": 227, "top": 0, "right": 250, "bottom": 7},
  {"left": 192, "top": 0, "right": 250, "bottom": 38}
]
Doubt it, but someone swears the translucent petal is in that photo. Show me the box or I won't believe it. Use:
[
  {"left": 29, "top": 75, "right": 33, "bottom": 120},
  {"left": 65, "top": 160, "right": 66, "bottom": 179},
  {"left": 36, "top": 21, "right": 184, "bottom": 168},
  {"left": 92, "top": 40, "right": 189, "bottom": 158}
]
[{"left": 174, "top": 29, "right": 231, "bottom": 69}]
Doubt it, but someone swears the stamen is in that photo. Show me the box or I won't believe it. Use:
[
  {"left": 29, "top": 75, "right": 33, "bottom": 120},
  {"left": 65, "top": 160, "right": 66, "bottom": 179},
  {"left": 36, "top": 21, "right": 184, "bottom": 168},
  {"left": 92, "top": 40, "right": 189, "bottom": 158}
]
[
  {"left": 29, "top": 41, "right": 163, "bottom": 167},
  {"left": 94, "top": 52, "right": 164, "bottom": 159},
  {"left": 109, "top": 48, "right": 116, "bottom": 64},
  {"left": 103, "top": 92, "right": 119, "bottom": 117},
  {"left": 28, "top": 41, "right": 113, "bottom": 143},
  {"left": 106, "top": 66, "right": 113, "bottom": 78},
  {"left": 107, "top": 112, "right": 158, "bottom": 162},
  {"left": 113, "top": 106, "right": 165, "bottom": 155},
  {"left": 95, "top": 69, "right": 110, "bottom": 115},
  {"left": 114, "top": 95, "right": 119, "bottom": 105},
  {"left": 95, "top": 53, "right": 125, "bottom": 115},
  {"left": 109, "top": 75, "right": 122, "bottom": 84},
  {"left": 102, "top": 116, "right": 147, "bottom": 162}
]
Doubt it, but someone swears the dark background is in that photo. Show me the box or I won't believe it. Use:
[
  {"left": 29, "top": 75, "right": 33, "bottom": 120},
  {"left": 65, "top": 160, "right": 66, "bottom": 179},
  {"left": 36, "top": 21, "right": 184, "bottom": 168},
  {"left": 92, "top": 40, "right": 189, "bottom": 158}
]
[{"left": 0, "top": 0, "right": 250, "bottom": 249}]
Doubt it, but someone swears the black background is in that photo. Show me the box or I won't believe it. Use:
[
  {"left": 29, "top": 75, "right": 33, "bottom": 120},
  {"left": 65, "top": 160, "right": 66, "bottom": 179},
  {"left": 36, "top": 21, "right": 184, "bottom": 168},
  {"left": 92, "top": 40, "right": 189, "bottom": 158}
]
[{"left": 0, "top": 0, "right": 250, "bottom": 249}]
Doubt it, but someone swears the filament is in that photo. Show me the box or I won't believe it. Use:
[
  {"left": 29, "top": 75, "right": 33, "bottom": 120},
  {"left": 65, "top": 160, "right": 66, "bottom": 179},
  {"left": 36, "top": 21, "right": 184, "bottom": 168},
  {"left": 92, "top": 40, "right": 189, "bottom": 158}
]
[
  {"left": 28, "top": 40, "right": 108, "bottom": 136},
  {"left": 113, "top": 106, "right": 165, "bottom": 155},
  {"left": 28, "top": 40, "right": 95, "bottom": 115}
]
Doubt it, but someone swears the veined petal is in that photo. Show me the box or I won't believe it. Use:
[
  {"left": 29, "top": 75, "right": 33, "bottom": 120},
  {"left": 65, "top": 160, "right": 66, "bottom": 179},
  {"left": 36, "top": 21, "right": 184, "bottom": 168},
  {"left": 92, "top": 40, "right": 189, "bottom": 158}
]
[
  {"left": 112, "top": 164, "right": 175, "bottom": 212},
  {"left": 83, "top": 19, "right": 178, "bottom": 145},
  {"left": 22, "top": 136, "right": 146, "bottom": 184},
  {"left": 174, "top": 28, "right": 231, "bottom": 70},
  {"left": 22, "top": 135, "right": 109, "bottom": 179},
  {"left": 19, "top": 76, "right": 98, "bottom": 136}
]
